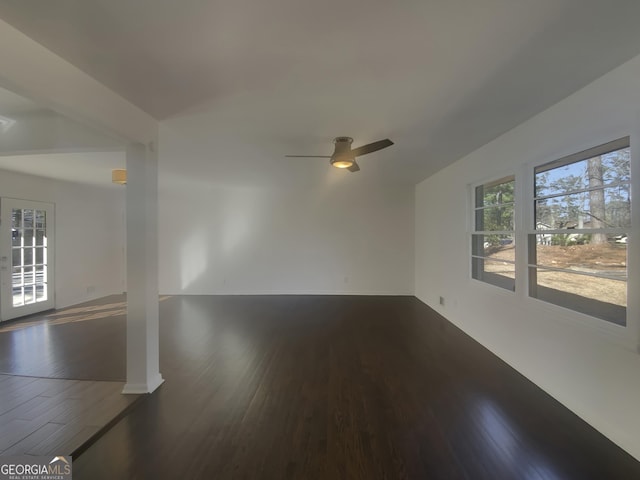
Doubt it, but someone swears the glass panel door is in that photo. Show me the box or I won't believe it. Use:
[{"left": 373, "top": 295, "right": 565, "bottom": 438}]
[{"left": 1, "top": 199, "right": 55, "bottom": 321}]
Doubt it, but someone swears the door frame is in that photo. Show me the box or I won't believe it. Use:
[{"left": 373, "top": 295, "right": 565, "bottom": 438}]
[{"left": 0, "top": 197, "right": 56, "bottom": 321}]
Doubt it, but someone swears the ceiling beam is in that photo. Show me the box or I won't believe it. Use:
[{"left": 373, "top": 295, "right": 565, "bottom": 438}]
[{"left": 0, "top": 18, "right": 157, "bottom": 145}]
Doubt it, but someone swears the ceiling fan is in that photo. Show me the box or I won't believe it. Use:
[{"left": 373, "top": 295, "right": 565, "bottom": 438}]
[{"left": 286, "top": 137, "right": 394, "bottom": 172}]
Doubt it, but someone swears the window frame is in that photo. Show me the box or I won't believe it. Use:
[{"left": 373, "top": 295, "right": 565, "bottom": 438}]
[
  {"left": 470, "top": 174, "right": 517, "bottom": 292},
  {"left": 527, "top": 137, "right": 631, "bottom": 327}
]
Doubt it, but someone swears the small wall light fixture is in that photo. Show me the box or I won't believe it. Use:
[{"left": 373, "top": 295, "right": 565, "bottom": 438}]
[{"left": 112, "top": 169, "right": 127, "bottom": 185}]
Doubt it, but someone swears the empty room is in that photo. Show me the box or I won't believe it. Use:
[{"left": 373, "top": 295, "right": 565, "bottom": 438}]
[{"left": 0, "top": 1, "right": 639, "bottom": 479}]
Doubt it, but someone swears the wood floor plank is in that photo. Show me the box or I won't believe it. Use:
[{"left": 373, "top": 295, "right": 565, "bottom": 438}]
[
  {"left": 0, "top": 377, "right": 58, "bottom": 416},
  {"left": 52, "top": 383, "right": 127, "bottom": 426},
  {"left": 54, "top": 381, "right": 97, "bottom": 399},
  {"left": 22, "top": 397, "right": 83, "bottom": 423},
  {"left": 27, "top": 422, "right": 95, "bottom": 456},
  {"left": 55, "top": 425, "right": 102, "bottom": 458},
  {"left": 39, "top": 378, "right": 79, "bottom": 398},
  {"left": 0, "top": 417, "right": 50, "bottom": 452},
  {"left": 0, "top": 376, "right": 40, "bottom": 400},
  {"left": 0, "top": 395, "right": 49, "bottom": 423},
  {"left": 1, "top": 422, "right": 61, "bottom": 456},
  {"left": 76, "top": 390, "right": 137, "bottom": 428}
]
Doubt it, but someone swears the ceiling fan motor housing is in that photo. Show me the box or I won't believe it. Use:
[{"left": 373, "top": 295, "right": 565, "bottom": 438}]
[{"left": 333, "top": 137, "right": 353, "bottom": 154}]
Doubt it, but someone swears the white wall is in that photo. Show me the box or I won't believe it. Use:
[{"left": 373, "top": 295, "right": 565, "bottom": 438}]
[
  {"left": 158, "top": 127, "right": 414, "bottom": 295},
  {"left": 0, "top": 169, "right": 125, "bottom": 308},
  {"left": 159, "top": 180, "right": 414, "bottom": 295},
  {"left": 415, "top": 54, "right": 640, "bottom": 460}
]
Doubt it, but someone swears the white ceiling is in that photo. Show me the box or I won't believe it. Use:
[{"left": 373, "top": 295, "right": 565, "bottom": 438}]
[{"left": 2, "top": 0, "right": 640, "bottom": 184}]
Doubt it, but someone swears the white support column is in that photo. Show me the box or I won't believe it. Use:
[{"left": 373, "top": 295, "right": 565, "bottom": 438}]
[
  {"left": 122, "top": 142, "right": 164, "bottom": 394},
  {"left": 0, "top": 18, "right": 161, "bottom": 394}
]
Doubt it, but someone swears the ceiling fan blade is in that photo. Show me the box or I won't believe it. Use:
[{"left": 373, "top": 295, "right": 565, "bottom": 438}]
[
  {"left": 350, "top": 139, "right": 394, "bottom": 157},
  {"left": 347, "top": 161, "right": 360, "bottom": 172},
  {"left": 285, "top": 155, "right": 331, "bottom": 158}
]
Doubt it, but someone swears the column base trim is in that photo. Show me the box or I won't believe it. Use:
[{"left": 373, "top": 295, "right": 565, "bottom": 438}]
[{"left": 122, "top": 373, "right": 164, "bottom": 394}]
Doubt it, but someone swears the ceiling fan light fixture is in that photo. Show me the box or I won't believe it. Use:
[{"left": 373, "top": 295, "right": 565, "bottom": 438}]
[{"left": 330, "top": 155, "right": 354, "bottom": 169}]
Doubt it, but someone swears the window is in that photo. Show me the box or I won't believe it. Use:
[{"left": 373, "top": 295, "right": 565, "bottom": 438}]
[
  {"left": 529, "top": 137, "right": 630, "bottom": 326},
  {"left": 472, "top": 175, "right": 516, "bottom": 291}
]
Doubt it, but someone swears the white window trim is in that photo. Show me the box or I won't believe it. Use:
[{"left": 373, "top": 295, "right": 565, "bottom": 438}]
[
  {"left": 519, "top": 129, "right": 638, "bottom": 351},
  {"left": 469, "top": 174, "right": 516, "bottom": 292},
  {"left": 528, "top": 137, "right": 629, "bottom": 326},
  {"left": 466, "top": 123, "right": 638, "bottom": 353}
]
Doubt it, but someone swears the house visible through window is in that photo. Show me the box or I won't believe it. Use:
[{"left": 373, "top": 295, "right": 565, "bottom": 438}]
[
  {"left": 472, "top": 175, "right": 516, "bottom": 291},
  {"left": 529, "top": 137, "right": 630, "bottom": 326}
]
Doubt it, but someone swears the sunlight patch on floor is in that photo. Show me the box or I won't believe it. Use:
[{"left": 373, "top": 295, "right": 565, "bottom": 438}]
[{"left": 0, "top": 296, "right": 172, "bottom": 333}]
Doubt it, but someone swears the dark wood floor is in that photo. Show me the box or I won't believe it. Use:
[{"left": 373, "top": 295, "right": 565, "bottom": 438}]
[
  {"left": 0, "top": 298, "right": 142, "bottom": 458},
  {"left": 0, "top": 295, "right": 128, "bottom": 381},
  {"left": 0, "top": 375, "right": 138, "bottom": 457},
  {"left": 3, "top": 295, "right": 639, "bottom": 479}
]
